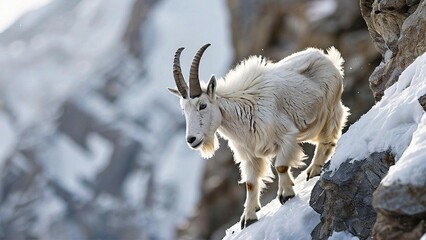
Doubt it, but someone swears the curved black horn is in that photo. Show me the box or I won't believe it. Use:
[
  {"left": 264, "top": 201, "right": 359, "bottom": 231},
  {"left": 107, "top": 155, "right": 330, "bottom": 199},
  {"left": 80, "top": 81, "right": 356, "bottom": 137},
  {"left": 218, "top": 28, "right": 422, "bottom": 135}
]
[
  {"left": 189, "top": 43, "right": 211, "bottom": 98},
  {"left": 173, "top": 47, "right": 188, "bottom": 98}
]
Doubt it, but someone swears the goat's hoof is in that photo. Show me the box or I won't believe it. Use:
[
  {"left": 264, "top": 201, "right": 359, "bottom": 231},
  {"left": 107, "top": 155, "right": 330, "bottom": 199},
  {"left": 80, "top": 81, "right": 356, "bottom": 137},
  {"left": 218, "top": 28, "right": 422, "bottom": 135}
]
[
  {"left": 306, "top": 172, "right": 320, "bottom": 181},
  {"left": 279, "top": 194, "right": 295, "bottom": 205},
  {"left": 240, "top": 216, "right": 258, "bottom": 229},
  {"left": 306, "top": 164, "right": 322, "bottom": 181},
  {"left": 245, "top": 218, "right": 258, "bottom": 228}
]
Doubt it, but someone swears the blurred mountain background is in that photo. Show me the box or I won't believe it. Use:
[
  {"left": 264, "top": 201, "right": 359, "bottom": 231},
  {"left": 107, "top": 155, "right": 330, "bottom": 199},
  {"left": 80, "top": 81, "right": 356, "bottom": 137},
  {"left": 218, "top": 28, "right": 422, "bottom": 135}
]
[{"left": 0, "top": 0, "right": 380, "bottom": 239}]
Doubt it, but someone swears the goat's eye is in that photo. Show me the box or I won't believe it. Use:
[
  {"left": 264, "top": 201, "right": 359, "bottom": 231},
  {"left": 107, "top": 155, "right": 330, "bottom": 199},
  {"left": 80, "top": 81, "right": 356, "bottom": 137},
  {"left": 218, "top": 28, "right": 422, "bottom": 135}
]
[{"left": 199, "top": 103, "right": 207, "bottom": 110}]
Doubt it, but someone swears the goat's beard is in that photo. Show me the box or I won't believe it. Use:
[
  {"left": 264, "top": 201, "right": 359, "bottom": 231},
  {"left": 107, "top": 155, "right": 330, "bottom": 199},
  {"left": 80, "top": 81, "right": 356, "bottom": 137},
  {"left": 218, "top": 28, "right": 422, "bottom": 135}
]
[{"left": 200, "top": 133, "right": 219, "bottom": 159}]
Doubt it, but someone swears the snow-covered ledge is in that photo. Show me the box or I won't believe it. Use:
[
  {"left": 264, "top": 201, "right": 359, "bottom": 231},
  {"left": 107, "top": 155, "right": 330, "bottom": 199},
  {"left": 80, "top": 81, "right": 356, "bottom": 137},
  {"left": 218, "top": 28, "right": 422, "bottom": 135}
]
[{"left": 372, "top": 53, "right": 426, "bottom": 240}]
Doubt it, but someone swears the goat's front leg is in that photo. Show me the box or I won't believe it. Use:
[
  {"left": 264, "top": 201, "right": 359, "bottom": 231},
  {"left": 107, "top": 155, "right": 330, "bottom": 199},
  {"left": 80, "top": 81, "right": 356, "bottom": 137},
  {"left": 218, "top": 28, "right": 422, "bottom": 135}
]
[
  {"left": 239, "top": 161, "right": 261, "bottom": 229},
  {"left": 275, "top": 137, "right": 303, "bottom": 204},
  {"left": 275, "top": 165, "right": 295, "bottom": 204},
  {"left": 240, "top": 180, "right": 260, "bottom": 229}
]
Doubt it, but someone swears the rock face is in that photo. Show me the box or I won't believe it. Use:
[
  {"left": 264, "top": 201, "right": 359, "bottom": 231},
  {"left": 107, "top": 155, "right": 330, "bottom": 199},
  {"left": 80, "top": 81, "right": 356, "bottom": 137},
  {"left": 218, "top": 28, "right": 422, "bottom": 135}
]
[
  {"left": 363, "top": 0, "right": 426, "bottom": 239},
  {"left": 310, "top": 152, "right": 395, "bottom": 239},
  {"left": 360, "top": 0, "right": 426, "bottom": 101}
]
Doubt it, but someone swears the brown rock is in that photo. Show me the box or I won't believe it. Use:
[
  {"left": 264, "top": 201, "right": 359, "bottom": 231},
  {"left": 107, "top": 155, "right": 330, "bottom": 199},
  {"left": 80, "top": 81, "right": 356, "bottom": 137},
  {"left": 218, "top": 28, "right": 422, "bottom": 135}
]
[
  {"left": 373, "top": 182, "right": 426, "bottom": 240},
  {"left": 360, "top": 0, "right": 426, "bottom": 101}
]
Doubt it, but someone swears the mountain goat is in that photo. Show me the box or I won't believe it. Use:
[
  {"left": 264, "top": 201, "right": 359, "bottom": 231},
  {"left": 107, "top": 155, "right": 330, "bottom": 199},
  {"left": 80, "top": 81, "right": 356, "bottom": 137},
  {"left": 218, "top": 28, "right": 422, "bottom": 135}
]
[{"left": 168, "top": 44, "right": 349, "bottom": 229}]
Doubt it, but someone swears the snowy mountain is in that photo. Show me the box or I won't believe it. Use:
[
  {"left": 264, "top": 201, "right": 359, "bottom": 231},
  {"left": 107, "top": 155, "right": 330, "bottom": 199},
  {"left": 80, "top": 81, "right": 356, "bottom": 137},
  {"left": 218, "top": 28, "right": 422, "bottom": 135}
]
[{"left": 0, "top": 0, "right": 232, "bottom": 239}]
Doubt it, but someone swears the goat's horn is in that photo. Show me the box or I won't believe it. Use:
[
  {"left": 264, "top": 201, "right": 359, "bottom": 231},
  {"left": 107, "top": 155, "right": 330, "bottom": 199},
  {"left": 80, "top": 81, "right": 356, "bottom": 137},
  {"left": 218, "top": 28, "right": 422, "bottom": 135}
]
[
  {"left": 189, "top": 43, "right": 211, "bottom": 98},
  {"left": 173, "top": 47, "right": 188, "bottom": 98}
]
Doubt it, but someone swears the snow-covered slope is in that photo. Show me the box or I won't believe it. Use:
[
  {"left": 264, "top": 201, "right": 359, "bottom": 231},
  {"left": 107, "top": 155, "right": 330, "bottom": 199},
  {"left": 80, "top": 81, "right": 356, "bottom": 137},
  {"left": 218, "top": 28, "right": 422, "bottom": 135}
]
[
  {"left": 224, "top": 173, "right": 319, "bottom": 240},
  {"left": 224, "top": 173, "right": 361, "bottom": 240},
  {"left": 328, "top": 53, "right": 426, "bottom": 173}
]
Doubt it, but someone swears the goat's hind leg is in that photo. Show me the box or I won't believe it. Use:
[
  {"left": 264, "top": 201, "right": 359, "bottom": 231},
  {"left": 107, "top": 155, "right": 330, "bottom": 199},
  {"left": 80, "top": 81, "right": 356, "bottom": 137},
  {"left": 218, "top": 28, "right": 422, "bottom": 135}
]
[
  {"left": 307, "top": 101, "right": 348, "bottom": 180},
  {"left": 306, "top": 107, "right": 344, "bottom": 180},
  {"left": 306, "top": 141, "right": 336, "bottom": 180}
]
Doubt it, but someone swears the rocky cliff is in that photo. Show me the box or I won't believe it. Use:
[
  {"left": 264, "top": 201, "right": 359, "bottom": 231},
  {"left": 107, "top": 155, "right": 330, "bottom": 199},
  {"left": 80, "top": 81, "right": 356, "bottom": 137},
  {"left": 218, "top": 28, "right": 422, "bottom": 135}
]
[{"left": 368, "top": 2, "right": 426, "bottom": 238}]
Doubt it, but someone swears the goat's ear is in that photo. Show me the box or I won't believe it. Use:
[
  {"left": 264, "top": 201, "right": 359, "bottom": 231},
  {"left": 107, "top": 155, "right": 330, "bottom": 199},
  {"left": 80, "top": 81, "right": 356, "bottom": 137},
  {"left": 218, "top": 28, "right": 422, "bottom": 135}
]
[
  {"left": 167, "top": 87, "right": 182, "bottom": 98},
  {"left": 207, "top": 75, "right": 217, "bottom": 100}
]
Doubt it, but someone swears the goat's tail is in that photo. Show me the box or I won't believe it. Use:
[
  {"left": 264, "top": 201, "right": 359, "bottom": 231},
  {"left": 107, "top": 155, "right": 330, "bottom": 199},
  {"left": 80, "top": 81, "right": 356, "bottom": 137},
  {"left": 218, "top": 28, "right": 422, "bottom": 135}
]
[{"left": 326, "top": 47, "right": 345, "bottom": 77}]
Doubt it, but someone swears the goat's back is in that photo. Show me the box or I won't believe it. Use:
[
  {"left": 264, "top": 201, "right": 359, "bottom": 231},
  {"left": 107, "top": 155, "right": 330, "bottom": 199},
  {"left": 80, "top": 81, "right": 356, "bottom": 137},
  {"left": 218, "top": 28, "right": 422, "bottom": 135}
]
[{"left": 266, "top": 48, "right": 345, "bottom": 136}]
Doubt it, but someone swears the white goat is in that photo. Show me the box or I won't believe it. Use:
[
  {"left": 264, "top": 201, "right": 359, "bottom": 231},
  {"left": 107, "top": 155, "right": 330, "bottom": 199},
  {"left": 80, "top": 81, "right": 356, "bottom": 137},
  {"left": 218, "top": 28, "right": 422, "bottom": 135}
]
[{"left": 168, "top": 44, "right": 349, "bottom": 229}]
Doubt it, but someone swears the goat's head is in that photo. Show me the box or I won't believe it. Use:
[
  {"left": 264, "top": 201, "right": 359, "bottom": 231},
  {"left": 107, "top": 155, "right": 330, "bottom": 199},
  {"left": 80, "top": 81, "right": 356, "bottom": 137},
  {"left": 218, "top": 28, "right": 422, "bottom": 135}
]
[{"left": 168, "top": 44, "right": 221, "bottom": 158}]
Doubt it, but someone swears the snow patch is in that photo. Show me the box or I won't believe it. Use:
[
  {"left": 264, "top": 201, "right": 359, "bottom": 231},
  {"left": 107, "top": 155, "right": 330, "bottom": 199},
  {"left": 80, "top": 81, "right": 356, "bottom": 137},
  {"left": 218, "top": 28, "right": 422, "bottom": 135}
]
[
  {"left": 123, "top": 168, "right": 151, "bottom": 207},
  {"left": 382, "top": 113, "right": 426, "bottom": 186},
  {"left": 224, "top": 173, "right": 320, "bottom": 240},
  {"left": 329, "top": 231, "right": 360, "bottom": 240},
  {"left": 31, "top": 187, "right": 65, "bottom": 237},
  {"left": 86, "top": 133, "right": 113, "bottom": 175},
  {"left": 39, "top": 133, "right": 112, "bottom": 199},
  {"left": 0, "top": 0, "right": 52, "bottom": 32}
]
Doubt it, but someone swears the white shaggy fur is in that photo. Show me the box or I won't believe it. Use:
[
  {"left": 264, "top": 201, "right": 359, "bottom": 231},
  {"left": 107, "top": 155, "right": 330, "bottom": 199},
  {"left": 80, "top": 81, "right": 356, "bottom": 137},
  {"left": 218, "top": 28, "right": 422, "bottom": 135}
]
[{"left": 169, "top": 47, "right": 349, "bottom": 228}]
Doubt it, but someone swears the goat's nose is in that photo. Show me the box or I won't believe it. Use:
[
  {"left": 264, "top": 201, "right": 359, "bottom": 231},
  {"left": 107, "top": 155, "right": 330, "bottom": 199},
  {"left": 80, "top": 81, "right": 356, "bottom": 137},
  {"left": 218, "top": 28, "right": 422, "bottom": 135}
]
[{"left": 187, "top": 136, "right": 197, "bottom": 144}]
